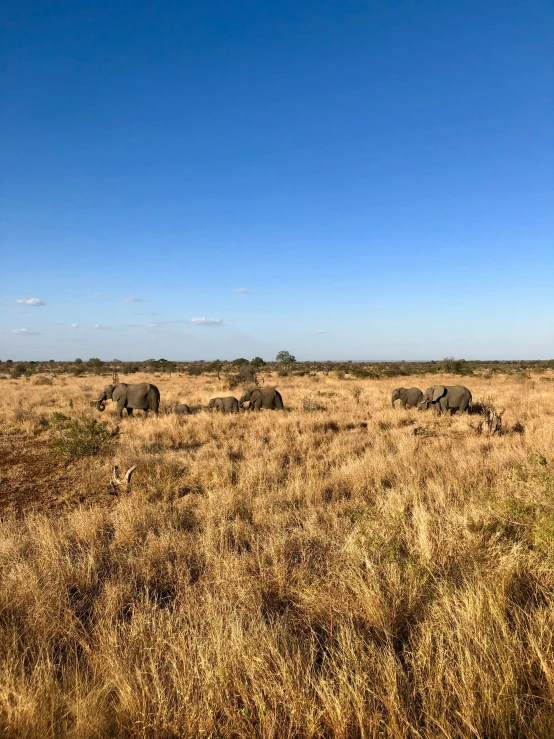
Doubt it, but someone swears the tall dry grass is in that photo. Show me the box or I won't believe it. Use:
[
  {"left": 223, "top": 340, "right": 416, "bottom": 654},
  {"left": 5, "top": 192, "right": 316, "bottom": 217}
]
[{"left": 0, "top": 372, "right": 553, "bottom": 737}]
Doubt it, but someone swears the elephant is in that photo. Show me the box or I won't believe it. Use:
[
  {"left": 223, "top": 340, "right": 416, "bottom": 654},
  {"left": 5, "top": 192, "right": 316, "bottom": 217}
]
[
  {"left": 391, "top": 387, "right": 423, "bottom": 409},
  {"left": 166, "top": 404, "right": 192, "bottom": 415},
  {"left": 94, "top": 382, "right": 160, "bottom": 418},
  {"left": 418, "top": 385, "right": 472, "bottom": 415},
  {"left": 208, "top": 396, "right": 239, "bottom": 413},
  {"left": 239, "top": 387, "right": 284, "bottom": 411}
]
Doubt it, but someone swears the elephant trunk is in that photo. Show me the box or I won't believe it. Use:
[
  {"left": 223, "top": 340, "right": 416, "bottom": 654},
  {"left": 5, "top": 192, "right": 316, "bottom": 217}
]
[{"left": 95, "top": 395, "right": 106, "bottom": 412}]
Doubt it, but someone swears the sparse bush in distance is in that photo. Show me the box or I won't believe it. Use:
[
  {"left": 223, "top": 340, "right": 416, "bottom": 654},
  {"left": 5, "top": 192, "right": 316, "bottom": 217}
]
[{"left": 33, "top": 375, "right": 54, "bottom": 386}]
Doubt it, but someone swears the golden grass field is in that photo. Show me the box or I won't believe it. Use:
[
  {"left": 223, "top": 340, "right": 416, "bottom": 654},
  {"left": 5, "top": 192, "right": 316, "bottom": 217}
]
[{"left": 0, "top": 371, "right": 553, "bottom": 738}]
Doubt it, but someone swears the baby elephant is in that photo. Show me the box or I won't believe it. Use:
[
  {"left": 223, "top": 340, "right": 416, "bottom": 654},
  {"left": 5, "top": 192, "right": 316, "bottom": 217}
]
[
  {"left": 391, "top": 387, "right": 423, "bottom": 409},
  {"left": 166, "top": 404, "right": 192, "bottom": 415},
  {"left": 208, "top": 396, "right": 239, "bottom": 413}
]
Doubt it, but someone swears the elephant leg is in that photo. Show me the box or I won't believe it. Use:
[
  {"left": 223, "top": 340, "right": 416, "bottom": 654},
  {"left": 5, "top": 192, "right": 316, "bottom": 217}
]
[
  {"left": 127, "top": 407, "right": 134, "bottom": 417},
  {"left": 401, "top": 399, "right": 407, "bottom": 409},
  {"left": 254, "top": 398, "right": 263, "bottom": 410},
  {"left": 117, "top": 400, "right": 126, "bottom": 418}
]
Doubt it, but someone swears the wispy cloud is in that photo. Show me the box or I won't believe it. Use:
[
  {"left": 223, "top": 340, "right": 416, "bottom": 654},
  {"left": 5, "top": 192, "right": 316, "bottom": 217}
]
[
  {"left": 13, "top": 328, "right": 40, "bottom": 335},
  {"left": 234, "top": 287, "right": 252, "bottom": 294},
  {"left": 13, "top": 298, "right": 45, "bottom": 306},
  {"left": 147, "top": 318, "right": 223, "bottom": 328},
  {"left": 189, "top": 317, "right": 222, "bottom": 326},
  {"left": 70, "top": 323, "right": 79, "bottom": 329},
  {"left": 122, "top": 297, "right": 145, "bottom": 303},
  {"left": 313, "top": 329, "right": 329, "bottom": 335},
  {"left": 93, "top": 324, "right": 116, "bottom": 331}
]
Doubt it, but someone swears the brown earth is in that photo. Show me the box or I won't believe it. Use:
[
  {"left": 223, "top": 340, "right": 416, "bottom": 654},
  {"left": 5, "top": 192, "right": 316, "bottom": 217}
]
[{"left": 0, "top": 431, "right": 115, "bottom": 517}]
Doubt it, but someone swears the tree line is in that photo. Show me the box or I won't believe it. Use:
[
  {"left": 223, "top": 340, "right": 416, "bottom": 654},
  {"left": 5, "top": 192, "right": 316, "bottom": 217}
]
[{"left": 1, "top": 354, "right": 553, "bottom": 382}]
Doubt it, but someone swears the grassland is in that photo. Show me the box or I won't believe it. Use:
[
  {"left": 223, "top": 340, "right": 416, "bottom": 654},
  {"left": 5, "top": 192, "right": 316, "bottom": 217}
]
[{"left": 0, "top": 371, "right": 553, "bottom": 738}]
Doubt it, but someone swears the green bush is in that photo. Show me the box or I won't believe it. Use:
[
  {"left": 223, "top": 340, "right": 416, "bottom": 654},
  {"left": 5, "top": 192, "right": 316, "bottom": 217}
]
[{"left": 52, "top": 417, "right": 118, "bottom": 460}]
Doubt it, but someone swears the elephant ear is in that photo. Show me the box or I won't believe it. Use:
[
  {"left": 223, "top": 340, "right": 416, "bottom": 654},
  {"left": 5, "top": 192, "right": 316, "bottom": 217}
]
[
  {"left": 112, "top": 384, "right": 125, "bottom": 402},
  {"left": 432, "top": 385, "right": 446, "bottom": 402}
]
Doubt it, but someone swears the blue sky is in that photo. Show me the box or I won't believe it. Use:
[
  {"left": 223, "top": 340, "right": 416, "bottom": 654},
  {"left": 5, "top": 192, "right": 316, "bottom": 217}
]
[{"left": 2, "top": 0, "right": 552, "bottom": 361}]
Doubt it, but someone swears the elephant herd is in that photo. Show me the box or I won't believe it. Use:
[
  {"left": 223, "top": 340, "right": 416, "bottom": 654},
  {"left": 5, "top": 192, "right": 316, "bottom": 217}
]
[
  {"left": 92, "top": 381, "right": 472, "bottom": 420},
  {"left": 92, "top": 382, "right": 284, "bottom": 418},
  {"left": 392, "top": 385, "right": 472, "bottom": 414}
]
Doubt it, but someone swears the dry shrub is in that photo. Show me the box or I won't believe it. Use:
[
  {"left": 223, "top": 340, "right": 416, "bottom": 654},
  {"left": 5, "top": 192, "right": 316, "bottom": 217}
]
[{"left": 0, "top": 371, "right": 553, "bottom": 737}]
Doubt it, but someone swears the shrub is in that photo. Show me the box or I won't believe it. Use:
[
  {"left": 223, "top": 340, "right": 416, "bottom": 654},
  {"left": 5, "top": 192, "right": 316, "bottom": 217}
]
[
  {"left": 11, "top": 364, "right": 26, "bottom": 379},
  {"left": 51, "top": 417, "right": 118, "bottom": 460},
  {"left": 33, "top": 375, "right": 54, "bottom": 386},
  {"left": 350, "top": 384, "right": 363, "bottom": 404},
  {"left": 301, "top": 393, "right": 326, "bottom": 412}
]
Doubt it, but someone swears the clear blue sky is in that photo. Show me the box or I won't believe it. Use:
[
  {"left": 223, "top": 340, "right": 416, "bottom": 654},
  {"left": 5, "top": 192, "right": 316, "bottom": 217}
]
[{"left": 2, "top": 0, "right": 552, "bottom": 361}]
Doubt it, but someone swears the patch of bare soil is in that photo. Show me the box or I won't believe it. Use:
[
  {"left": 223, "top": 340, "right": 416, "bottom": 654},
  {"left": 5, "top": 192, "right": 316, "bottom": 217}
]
[{"left": 0, "top": 431, "right": 113, "bottom": 517}]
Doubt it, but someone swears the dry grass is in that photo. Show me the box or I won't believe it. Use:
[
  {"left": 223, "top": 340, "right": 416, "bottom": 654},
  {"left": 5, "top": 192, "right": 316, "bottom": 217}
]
[{"left": 0, "top": 372, "right": 553, "bottom": 738}]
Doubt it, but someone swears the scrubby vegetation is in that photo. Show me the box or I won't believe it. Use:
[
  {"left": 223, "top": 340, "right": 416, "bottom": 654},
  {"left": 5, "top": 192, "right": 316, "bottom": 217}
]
[
  {"left": 0, "top": 371, "right": 553, "bottom": 737},
  {"left": 1, "top": 355, "right": 553, "bottom": 383}
]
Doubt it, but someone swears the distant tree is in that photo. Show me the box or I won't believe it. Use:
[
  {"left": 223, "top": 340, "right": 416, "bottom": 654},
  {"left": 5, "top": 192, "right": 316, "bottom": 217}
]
[
  {"left": 11, "top": 364, "right": 26, "bottom": 379},
  {"left": 186, "top": 364, "right": 203, "bottom": 376},
  {"left": 276, "top": 350, "right": 296, "bottom": 365},
  {"left": 440, "top": 357, "right": 469, "bottom": 375},
  {"left": 75, "top": 358, "right": 83, "bottom": 364},
  {"left": 210, "top": 360, "right": 223, "bottom": 380},
  {"left": 232, "top": 358, "right": 249, "bottom": 367},
  {"left": 251, "top": 357, "right": 266, "bottom": 368}
]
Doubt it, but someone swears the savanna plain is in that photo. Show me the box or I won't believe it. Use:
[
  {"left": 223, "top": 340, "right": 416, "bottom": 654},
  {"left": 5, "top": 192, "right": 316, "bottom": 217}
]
[{"left": 1, "top": 370, "right": 553, "bottom": 738}]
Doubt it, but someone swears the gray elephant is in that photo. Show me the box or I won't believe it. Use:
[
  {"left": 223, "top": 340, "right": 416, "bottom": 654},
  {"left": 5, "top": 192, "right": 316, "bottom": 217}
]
[
  {"left": 166, "top": 404, "right": 192, "bottom": 415},
  {"left": 239, "top": 387, "right": 284, "bottom": 411},
  {"left": 208, "top": 396, "right": 239, "bottom": 413},
  {"left": 418, "top": 385, "right": 472, "bottom": 415},
  {"left": 94, "top": 382, "right": 160, "bottom": 418},
  {"left": 391, "top": 387, "right": 423, "bottom": 409}
]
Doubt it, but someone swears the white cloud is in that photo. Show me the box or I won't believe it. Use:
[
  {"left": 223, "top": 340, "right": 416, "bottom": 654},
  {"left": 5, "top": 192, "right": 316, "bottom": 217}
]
[
  {"left": 13, "top": 328, "right": 40, "bottom": 335},
  {"left": 189, "top": 317, "right": 222, "bottom": 326},
  {"left": 313, "top": 329, "right": 329, "bottom": 335},
  {"left": 122, "top": 297, "right": 145, "bottom": 303},
  {"left": 234, "top": 287, "right": 252, "bottom": 294},
  {"left": 13, "top": 298, "right": 45, "bottom": 306},
  {"left": 70, "top": 323, "right": 79, "bottom": 329},
  {"left": 146, "top": 317, "right": 223, "bottom": 329}
]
